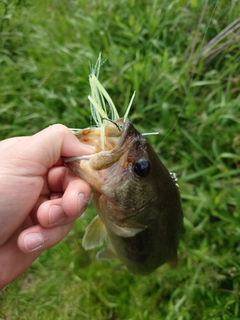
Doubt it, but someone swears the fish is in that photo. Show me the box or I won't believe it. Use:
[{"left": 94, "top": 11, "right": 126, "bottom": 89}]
[{"left": 63, "top": 55, "right": 183, "bottom": 274}]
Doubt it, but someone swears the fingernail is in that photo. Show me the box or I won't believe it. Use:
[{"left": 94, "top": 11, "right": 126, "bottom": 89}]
[
  {"left": 78, "top": 193, "right": 88, "bottom": 214},
  {"left": 49, "top": 205, "right": 65, "bottom": 225},
  {"left": 24, "top": 233, "right": 45, "bottom": 252}
]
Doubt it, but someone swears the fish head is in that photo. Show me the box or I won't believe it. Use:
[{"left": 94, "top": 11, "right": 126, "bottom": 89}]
[{"left": 64, "top": 118, "right": 175, "bottom": 214}]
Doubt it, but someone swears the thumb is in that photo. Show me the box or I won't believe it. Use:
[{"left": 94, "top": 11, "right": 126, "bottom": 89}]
[{"left": 22, "top": 124, "right": 94, "bottom": 172}]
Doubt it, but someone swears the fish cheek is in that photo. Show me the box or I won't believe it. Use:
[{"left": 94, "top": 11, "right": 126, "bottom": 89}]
[{"left": 107, "top": 174, "right": 152, "bottom": 212}]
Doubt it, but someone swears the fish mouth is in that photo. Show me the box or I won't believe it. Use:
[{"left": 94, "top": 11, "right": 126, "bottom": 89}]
[
  {"left": 63, "top": 118, "right": 139, "bottom": 193},
  {"left": 63, "top": 118, "right": 137, "bottom": 166}
]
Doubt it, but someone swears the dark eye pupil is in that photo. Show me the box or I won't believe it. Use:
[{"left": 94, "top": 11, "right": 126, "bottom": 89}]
[{"left": 134, "top": 159, "right": 151, "bottom": 177}]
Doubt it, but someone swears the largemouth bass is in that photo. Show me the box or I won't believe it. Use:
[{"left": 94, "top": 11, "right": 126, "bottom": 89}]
[{"left": 64, "top": 56, "right": 183, "bottom": 274}]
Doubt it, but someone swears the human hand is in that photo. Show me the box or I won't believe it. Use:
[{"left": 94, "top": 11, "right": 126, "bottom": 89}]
[{"left": 0, "top": 124, "right": 93, "bottom": 289}]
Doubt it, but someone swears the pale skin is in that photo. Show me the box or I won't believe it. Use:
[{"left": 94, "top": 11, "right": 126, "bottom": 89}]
[{"left": 0, "top": 124, "right": 94, "bottom": 289}]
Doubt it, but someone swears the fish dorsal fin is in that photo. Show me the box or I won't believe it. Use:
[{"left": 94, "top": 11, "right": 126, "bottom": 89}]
[
  {"left": 82, "top": 215, "right": 107, "bottom": 250},
  {"left": 96, "top": 246, "right": 117, "bottom": 261},
  {"left": 108, "top": 221, "right": 146, "bottom": 238}
]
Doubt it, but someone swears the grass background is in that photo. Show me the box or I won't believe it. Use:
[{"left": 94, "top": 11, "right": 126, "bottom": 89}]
[{"left": 0, "top": 0, "right": 240, "bottom": 319}]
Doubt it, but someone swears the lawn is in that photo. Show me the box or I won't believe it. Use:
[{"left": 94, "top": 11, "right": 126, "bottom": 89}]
[{"left": 0, "top": 0, "right": 240, "bottom": 319}]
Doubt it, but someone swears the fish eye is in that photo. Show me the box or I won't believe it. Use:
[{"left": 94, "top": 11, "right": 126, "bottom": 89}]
[{"left": 133, "top": 159, "right": 151, "bottom": 178}]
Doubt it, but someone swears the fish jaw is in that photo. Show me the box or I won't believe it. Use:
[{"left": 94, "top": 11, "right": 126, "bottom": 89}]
[{"left": 63, "top": 151, "right": 130, "bottom": 192}]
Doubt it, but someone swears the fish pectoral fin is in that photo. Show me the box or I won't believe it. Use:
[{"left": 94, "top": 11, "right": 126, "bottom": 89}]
[
  {"left": 110, "top": 221, "right": 147, "bottom": 238},
  {"left": 96, "top": 246, "right": 117, "bottom": 261},
  {"left": 82, "top": 215, "right": 107, "bottom": 250}
]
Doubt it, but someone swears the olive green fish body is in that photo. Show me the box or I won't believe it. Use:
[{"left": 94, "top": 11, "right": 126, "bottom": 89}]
[{"left": 94, "top": 183, "right": 182, "bottom": 275}]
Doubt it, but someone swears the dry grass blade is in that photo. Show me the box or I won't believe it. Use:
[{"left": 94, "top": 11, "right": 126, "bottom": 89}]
[
  {"left": 200, "top": 17, "right": 240, "bottom": 62},
  {"left": 202, "top": 17, "right": 240, "bottom": 55},
  {"left": 191, "top": 16, "right": 240, "bottom": 70}
]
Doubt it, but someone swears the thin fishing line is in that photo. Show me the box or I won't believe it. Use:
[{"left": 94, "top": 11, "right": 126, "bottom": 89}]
[{"left": 101, "top": 118, "right": 121, "bottom": 131}]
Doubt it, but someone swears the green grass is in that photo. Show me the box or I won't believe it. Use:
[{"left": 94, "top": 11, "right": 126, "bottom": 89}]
[{"left": 1, "top": 0, "right": 240, "bottom": 319}]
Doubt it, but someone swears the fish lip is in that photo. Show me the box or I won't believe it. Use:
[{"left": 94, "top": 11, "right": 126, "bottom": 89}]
[{"left": 115, "top": 118, "right": 136, "bottom": 150}]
